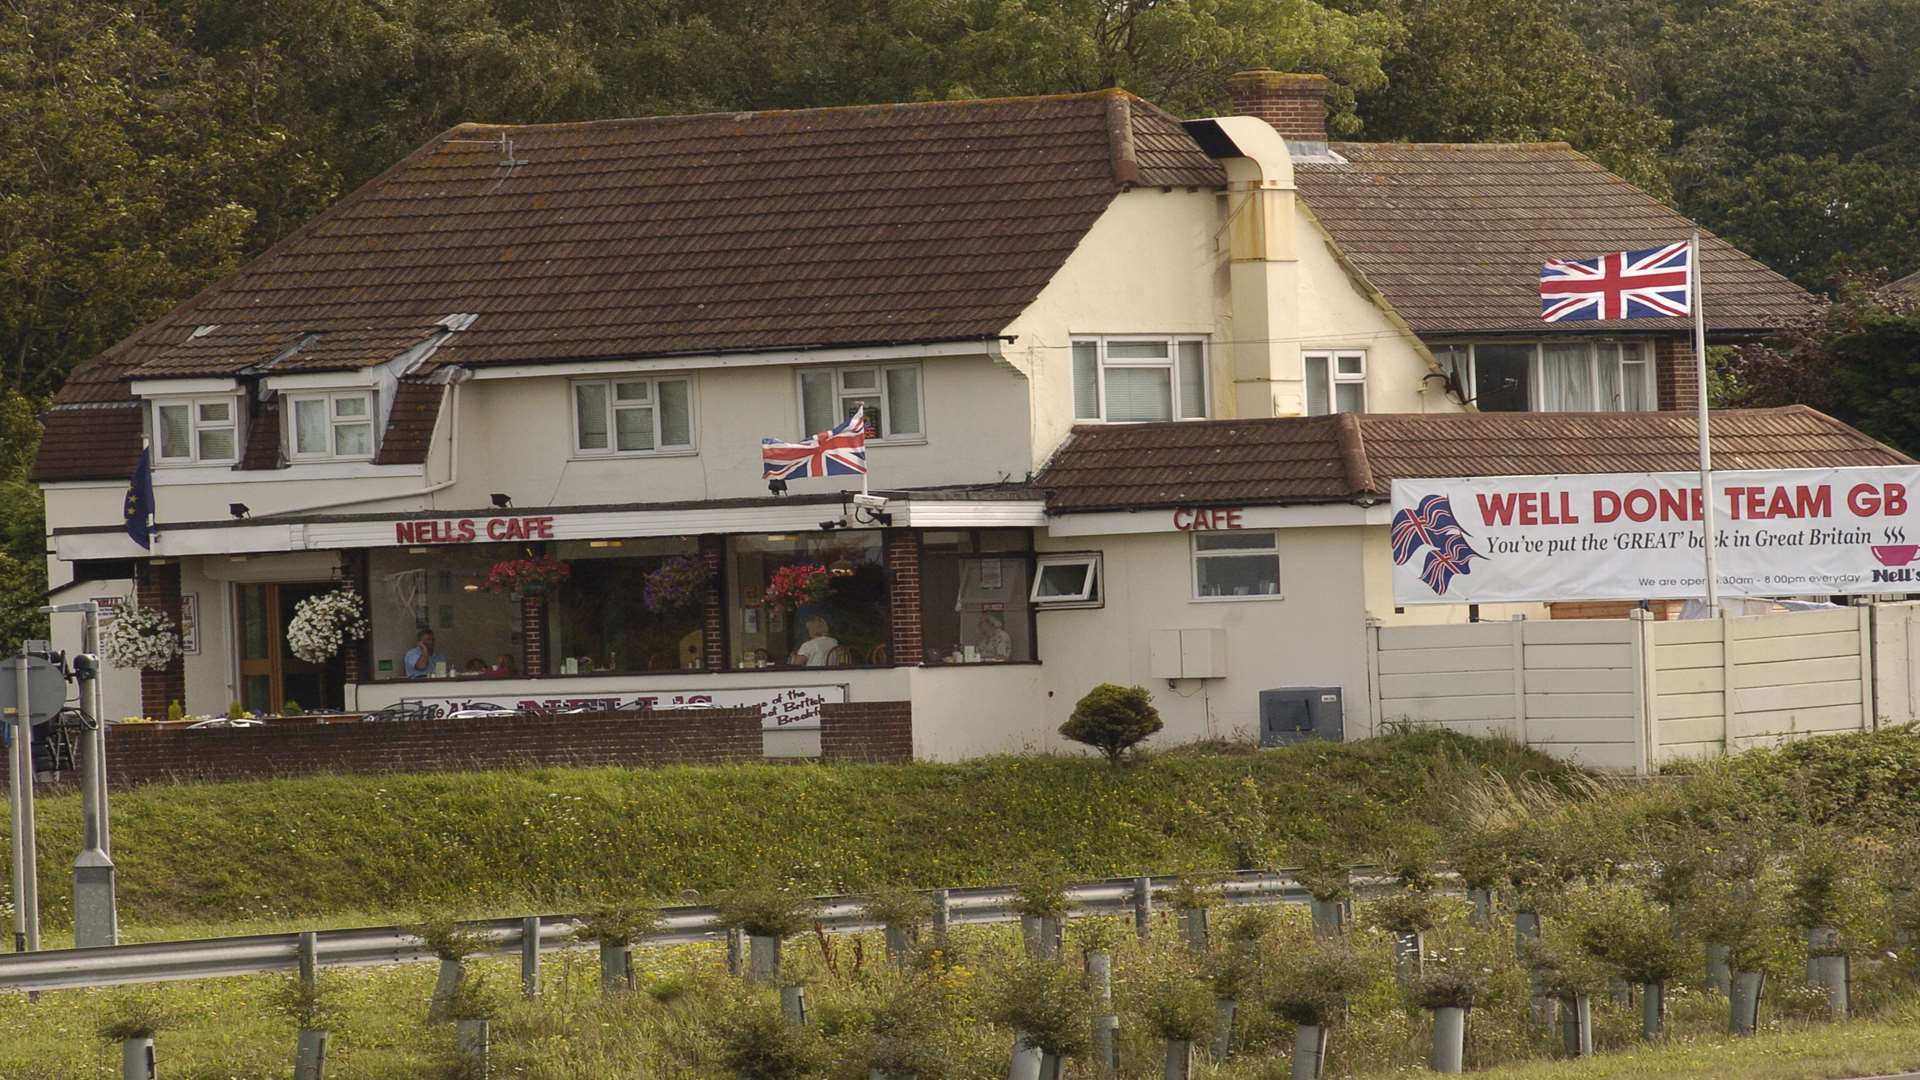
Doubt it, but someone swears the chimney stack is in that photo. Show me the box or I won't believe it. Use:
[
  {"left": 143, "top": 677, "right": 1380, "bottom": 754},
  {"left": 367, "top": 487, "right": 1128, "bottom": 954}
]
[{"left": 1226, "top": 71, "right": 1329, "bottom": 143}]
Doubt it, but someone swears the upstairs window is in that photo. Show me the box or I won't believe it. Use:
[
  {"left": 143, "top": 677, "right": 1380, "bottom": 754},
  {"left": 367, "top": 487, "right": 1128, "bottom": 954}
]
[
  {"left": 1304, "top": 350, "right": 1367, "bottom": 415},
  {"left": 1030, "top": 553, "right": 1103, "bottom": 607},
  {"left": 1436, "top": 341, "right": 1654, "bottom": 413},
  {"left": 799, "top": 363, "right": 922, "bottom": 441},
  {"left": 573, "top": 376, "right": 695, "bottom": 456},
  {"left": 153, "top": 397, "right": 238, "bottom": 465},
  {"left": 1072, "top": 337, "right": 1208, "bottom": 422},
  {"left": 288, "top": 391, "right": 376, "bottom": 460}
]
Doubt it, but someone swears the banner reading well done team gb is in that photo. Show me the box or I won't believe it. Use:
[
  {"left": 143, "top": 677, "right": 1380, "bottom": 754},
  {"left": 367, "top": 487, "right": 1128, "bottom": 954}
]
[{"left": 1389, "top": 467, "right": 1920, "bottom": 604}]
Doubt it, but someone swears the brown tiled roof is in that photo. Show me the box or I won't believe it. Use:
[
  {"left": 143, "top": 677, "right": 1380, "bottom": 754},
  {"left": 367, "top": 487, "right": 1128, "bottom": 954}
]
[
  {"left": 1889, "top": 269, "right": 1920, "bottom": 298},
  {"left": 37, "top": 91, "right": 1218, "bottom": 481},
  {"left": 1295, "top": 143, "right": 1819, "bottom": 335},
  {"left": 29, "top": 403, "right": 145, "bottom": 484},
  {"left": 373, "top": 379, "right": 445, "bottom": 466},
  {"left": 1036, "top": 406, "right": 1912, "bottom": 512}
]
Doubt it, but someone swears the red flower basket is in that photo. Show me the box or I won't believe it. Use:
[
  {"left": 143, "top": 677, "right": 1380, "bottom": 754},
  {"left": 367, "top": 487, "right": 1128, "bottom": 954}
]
[
  {"left": 763, "top": 563, "right": 830, "bottom": 612},
  {"left": 484, "top": 557, "right": 572, "bottom": 596}
]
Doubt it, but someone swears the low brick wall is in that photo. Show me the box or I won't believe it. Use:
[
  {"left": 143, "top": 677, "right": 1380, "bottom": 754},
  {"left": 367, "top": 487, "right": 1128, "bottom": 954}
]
[
  {"left": 93, "top": 707, "right": 763, "bottom": 788},
  {"left": 818, "top": 701, "right": 913, "bottom": 763}
]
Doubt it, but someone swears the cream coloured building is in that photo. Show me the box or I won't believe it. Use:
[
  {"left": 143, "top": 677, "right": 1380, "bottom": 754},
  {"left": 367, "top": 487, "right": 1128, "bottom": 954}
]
[{"left": 33, "top": 72, "right": 1833, "bottom": 758}]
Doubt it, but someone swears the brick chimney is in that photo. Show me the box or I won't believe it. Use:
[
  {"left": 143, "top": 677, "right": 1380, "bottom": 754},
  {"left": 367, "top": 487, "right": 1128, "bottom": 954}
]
[{"left": 1226, "top": 71, "right": 1329, "bottom": 142}]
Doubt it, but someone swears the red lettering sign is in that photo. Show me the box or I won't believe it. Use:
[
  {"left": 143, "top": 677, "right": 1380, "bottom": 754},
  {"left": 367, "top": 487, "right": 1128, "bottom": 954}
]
[
  {"left": 1172, "top": 508, "right": 1244, "bottom": 531},
  {"left": 393, "top": 515, "right": 557, "bottom": 545}
]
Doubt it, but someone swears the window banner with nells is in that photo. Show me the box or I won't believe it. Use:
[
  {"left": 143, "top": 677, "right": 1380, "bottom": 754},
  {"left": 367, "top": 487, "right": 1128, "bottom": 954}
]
[{"left": 1389, "top": 467, "right": 1920, "bottom": 604}]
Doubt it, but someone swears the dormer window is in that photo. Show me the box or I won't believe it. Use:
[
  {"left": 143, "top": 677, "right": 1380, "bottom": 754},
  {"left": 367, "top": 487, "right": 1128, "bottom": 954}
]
[
  {"left": 153, "top": 397, "right": 239, "bottom": 465},
  {"left": 288, "top": 390, "right": 376, "bottom": 460}
]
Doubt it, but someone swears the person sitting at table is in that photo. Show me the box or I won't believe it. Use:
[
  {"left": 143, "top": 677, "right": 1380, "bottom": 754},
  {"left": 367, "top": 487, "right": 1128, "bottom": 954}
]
[
  {"left": 976, "top": 611, "right": 1013, "bottom": 661},
  {"left": 402, "top": 629, "right": 443, "bottom": 679},
  {"left": 488, "top": 653, "right": 517, "bottom": 678},
  {"left": 789, "top": 616, "right": 840, "bottom": 667},
  {"left": 462, "top": 657, "right": 488, "bottom": 676}
]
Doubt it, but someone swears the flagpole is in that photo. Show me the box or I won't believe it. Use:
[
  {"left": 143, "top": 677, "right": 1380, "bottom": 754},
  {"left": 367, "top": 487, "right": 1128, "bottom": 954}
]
[{"left": 1692, "top": 230, "right": 1719, "bottom": 609}]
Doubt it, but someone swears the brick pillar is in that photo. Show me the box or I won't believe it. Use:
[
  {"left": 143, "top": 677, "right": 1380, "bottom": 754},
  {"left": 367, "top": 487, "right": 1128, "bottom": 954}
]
[
  {"left": 885, "top": 530, "right": 921, "bottom": 667},
  {"left": 1226, "top": 70, "right": 1330, "bottom": 141},
  {"left": 521, "top": 595, "right": 546, "bottom": 676},
  {"left": 1655, "top": 337, "right": 1700, "bottom": 411},
  {"left": 134, "top": 560, "right": 186, "bottom": 720},
  {"left": 699, "top": 535, "right": 727, "bottom": 671},
  {"left": 340, "top": 550, "right": 370, "bottom": 684}
]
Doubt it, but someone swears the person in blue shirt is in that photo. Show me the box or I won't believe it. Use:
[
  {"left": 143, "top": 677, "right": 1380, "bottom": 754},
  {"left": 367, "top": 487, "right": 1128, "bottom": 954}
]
[{"left": 403, "top": 629, "right": 443, "bottom": 679}]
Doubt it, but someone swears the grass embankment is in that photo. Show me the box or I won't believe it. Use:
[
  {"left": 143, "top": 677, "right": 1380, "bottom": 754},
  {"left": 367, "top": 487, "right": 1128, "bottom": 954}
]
[{"left": 7, "top": 729, "right": 1565, "bottom": 929}]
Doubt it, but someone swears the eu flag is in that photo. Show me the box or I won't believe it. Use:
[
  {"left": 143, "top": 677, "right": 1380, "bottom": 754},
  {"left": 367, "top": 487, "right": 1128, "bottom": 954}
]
[{"left": 124, "top": 448, "right": 154, "bottom": 549}]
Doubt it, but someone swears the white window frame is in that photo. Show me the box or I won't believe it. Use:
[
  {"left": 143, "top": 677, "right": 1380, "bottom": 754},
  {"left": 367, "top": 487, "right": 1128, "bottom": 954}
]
[
  {"left": 1071, "top": 335, "right": 1210, "bottom": 423},
  {"left": 285, "top": 390, "right": 378, "bottom": 462},
  {"left": 1436, "top": 340, "right": 1657, "bottom": 413},
  {"left": 795, "top": 362, "right": 924, "bottom": 443},
  {"left": 1190, "top": 530, "right": 1283, "bottom": 602},
  {"left": 570, "top": 375, "right": 697, "bottom": 457},
  {"left": 1030, "top": 553, "right": 1103, "bottom": 608},
  {"left": 149, "top": 395, "right": 241, "bottom": 466},
  {"left": 1304, "top": 349, "right": 1367, "bottom": 415}
]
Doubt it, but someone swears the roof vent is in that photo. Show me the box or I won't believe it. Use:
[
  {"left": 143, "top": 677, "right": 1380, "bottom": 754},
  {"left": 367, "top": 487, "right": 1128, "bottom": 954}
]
[
  {"left": 188, "top": 324, "right": 220, "bottom": 340},
  {"left": 435, "top": 313, "right": 479, "bottom": 333}
]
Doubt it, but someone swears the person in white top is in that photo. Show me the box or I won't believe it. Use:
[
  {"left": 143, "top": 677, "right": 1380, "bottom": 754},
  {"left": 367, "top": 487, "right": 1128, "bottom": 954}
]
[
  {"left": 790, "top": 616, "right": 840, "bottom": 667},
  {"left": 976, "top": 612, "right": 1013, "bottom": 661}
]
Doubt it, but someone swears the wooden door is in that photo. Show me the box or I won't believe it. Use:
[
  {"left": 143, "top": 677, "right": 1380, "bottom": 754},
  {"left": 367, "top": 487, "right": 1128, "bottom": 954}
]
[{"left": 237, "top": 583, "right": 346, "bottom": 715}]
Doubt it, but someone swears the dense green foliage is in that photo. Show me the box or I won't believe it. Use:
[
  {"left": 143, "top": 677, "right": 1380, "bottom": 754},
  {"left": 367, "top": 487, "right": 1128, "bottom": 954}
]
[
  {"left": 4, "top": 729, "right": 1567, "bottom": 928},
  {"left": 1059, "top": 682, "right": 1164, "bottom": 762}
]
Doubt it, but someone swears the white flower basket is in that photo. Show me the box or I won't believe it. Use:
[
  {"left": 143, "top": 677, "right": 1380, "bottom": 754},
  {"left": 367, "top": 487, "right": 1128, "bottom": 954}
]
[
  {"left": 98, "top": 603, "right": 182, "bottom": 672},
  {"left": 288, "top": 588, "right": 370, "bottom": 664}
]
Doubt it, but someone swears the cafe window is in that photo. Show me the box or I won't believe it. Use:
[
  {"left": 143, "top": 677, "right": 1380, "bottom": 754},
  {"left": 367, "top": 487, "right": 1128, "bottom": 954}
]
[
  {"left": 287, "top": 390, "right": 376, "bottom": 460},
  {"left": 1435, "top": 342, "right": 1655, "bottom": 413},
  {"left": 548, "top": 538, "right": 705, "bottom": 674},
  {"left": 368, "top": 545, "right": 525, "bottom": 680},
  {"left": 798, "top": 363, "right": 923, "bottom": 441},
  {"left": 920, "top": 530, "right": 1035, "bottom": 665},
  {"left": 727, "top": 532, "right": 890, "bottom": 669},
  {"left": 1304, "top": 351, "right": 1366, "bottom": 416},
  {"left": 1071, "top": 337, "right": 1208, "bottom": 422},
  {"left": 151, "top": 396, "right": 239, "bottom": 465},
  {"left": 1192, "top": 531, "right": 1281, "bottom": 600},
  {"left": 572, "top": 376, "right": 695, "bottom": 455},
  {"left": 1030, "top": 553, "right": 1102, "bottom": 607}
]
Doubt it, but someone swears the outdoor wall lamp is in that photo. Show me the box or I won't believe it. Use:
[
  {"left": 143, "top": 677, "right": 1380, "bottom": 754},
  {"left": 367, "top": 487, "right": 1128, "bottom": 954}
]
[
  {"left": 490, "top": 492, "right": 512, "bottom": 508},
  {"left": 767, "top": 478, "right": 788, "bottom": 496},
  {"left": 228, "top": 503, "right": 249, "bottom": 519}
]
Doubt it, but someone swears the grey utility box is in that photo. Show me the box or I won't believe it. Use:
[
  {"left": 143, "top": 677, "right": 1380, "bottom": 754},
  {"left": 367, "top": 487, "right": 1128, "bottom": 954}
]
[{"left": 1258, "top": 687, "right": 1344, "bottom": 747}]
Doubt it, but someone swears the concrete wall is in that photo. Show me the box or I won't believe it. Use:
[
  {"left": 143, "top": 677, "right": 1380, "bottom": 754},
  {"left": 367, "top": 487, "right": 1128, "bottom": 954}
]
[{"left": 1874, "top": 601, "right": 1920, "bottom": 729}]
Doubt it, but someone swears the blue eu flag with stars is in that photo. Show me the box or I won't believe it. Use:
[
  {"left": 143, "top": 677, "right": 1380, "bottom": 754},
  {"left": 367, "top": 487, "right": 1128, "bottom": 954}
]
[{"left": 124, "top": 447, "right": 155, "bottom": 549}]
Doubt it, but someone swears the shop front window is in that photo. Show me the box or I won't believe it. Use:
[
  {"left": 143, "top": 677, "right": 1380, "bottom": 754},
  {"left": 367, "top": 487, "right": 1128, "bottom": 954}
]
[
  {"left": 368, "top": 545, "right": 525, "bottom": 680},
  {"left": 727, "top": 533, "right": 889, "bottom": 669},
  {"left": 548, "top": 539, "right": 705, "bottom": 674},
  {"left": 919, "top": 530, "right": 1035, "bottom": 665}
]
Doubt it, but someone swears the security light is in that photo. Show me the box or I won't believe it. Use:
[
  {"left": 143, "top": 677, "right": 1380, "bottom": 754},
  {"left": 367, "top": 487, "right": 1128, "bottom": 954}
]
[
  {"left": 490, "top": 493, "right": 512, "bottom": 509},
  {"left": 229, "top": 503, "right": 250, "bottom": 519},
  {"left": 767, "top": 478, "right": 788, "bottom": 496}
]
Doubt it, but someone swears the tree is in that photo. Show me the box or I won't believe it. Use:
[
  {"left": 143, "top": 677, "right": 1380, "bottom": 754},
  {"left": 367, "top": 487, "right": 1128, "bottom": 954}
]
[
  {"left": 0, "top": 391, "right": 46, "bottom": 653},
  {"left": 1060, "top": 683, "right": 1163, "bottom": 762}
]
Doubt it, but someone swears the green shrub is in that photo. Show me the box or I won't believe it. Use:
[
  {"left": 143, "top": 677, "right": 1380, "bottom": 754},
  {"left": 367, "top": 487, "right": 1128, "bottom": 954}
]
[
  {"left": 165, "top": 700, "right": 184, "bottom": 723},
  {"left": 409, "top": 911, "right": 487, "bottom": 961},
  {"left": 716, "top": 883, "right": 816, "bottom": 938},
  {"left": 1368, "top": 888, "right": 1442, "bottom": 934},
  {"left": 1570, "top": 887, "right": 1691, "bottom": 986},
  {"left": 1143, "top": 969, "right": 1218, "bottom": 1041},
  {"left": 95, "top": 992, "right": 168, "bottom": 1042},
  {"left": 1685, "top": 839, "right": 1788, "bottom": 972},
  {"left": 443, "top": 973, "right": 500, "bottom": 1022},
  {"left": 1167, "top": 873, "right": 1222, "bottom": 912},
  {"left": 1411, "top": 962, "right": 1484, "bottom": 1011},
  {"left": 282, "top": 699, "right": 303, "bottom": 716},
  {"left": 227, "top": 700, "right": 245, "bottom": 721},
  {"left": 1786, "top": 832, "right": 1854, "bottom": 929},
  {"left": 1292, "top": 846, "right": 1352, "bottom": 903},
  {"left": 1059, "top": 683, "right": 1162, "bottom": 763},
  {"left": 574, "top": 898, "right": 661, "bottom": 947},
  {"left": 713, "top": 997, "right": 825, "bottom": 1080},
  {"left": 1011, "top": 869, "right": 1071, "bottom": 921},
  {"left": 1270, "top": 937, "right": 1371, "bottom": 1026},
  {"left": 861, "top": 883, "right": 933, "bottom": 931},
  {"left": 269, "top": 973, "right": 342, "bottom": 1031},
  {"left": 989, "top": 958, "right": 1094, "bottom": 1057}
]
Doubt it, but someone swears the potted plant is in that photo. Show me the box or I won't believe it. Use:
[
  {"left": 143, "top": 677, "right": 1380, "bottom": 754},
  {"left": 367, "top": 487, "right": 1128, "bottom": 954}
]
[
  {"left": 1075, "top": 917, "right": 1127, "bottom": 1073},
  {"left": 96, "top": 992, "right": 167, "bottom": 1080},
  {"left": 1166, "top": 874, "right": 1221, "bottom": 954},
  {"left": 574, "top": 898, "right": 661, "bottom": 994},
  {"left": 1013, "top": 871, "right": 1072, "bottom": 960},
  {"left": 483, "top": 556, "right": 571, "bottom": 598},
  {"left": 1270, "top": 938, "right": 1371, "bottom": 1080},
  {"left": 1787, "top": 834, "right": 1860, "bottom": 1020},
  {"left": 1412, "top": 963, "right": 1483, "bottom": 1075},
  {"left": 409, "top": 911, "right": 488, "bottom": 1023},
  {"left": 444, "top": 974, "right": 499, "bottom": 1080},
  {"left": 1369, "top": 888, "right": 1443, "bottom": 985},
  {"left": 1142, "top": 968, "right": 1216, "bottom": 1080},
  {"left": 1573, "top": 887, "right": 1691, "bottom": 1040},
  {"left": 272, "top": 973, "right": 341, "bottom": 1080},
  {"left": 862, "top": 884, "right": 934, "bottom": 963},
  {"left": 763, "top": 563, "right": 830, "bottom": 612},
  {"left": 990, "top": 958, "right": 1094, "bottom": 1080},
  {"left": 287, "top": 587, "right": 369, "bottom": 663},
  {"left": 99, "top": 601, "right": 181, "bottom": 672},
  {"left": 1687, "top": 840, "right": 1785, "bottom": 1035},
  {"left": 643, "top": 554, "right": 710, "bottom": 613},
  {"left": 717, "top": 883, "right": 816, "bottom": 985},
  {"left": 1292, "top": 847, "right": 1352, "bottom": 939}
]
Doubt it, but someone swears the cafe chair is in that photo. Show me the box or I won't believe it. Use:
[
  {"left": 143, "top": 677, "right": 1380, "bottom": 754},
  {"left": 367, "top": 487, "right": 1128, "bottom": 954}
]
[
  {"left": 826, "top": 645, "right": 853, "bottom": 667},
  {"left": 867, "top": 644, "right": 887, "bottom": 665}
]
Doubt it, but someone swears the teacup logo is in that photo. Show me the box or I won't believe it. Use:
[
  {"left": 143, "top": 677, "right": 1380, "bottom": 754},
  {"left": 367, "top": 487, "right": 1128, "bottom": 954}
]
[{"left": 1871, "top": 527, "right": 1917, "bottom": 567}]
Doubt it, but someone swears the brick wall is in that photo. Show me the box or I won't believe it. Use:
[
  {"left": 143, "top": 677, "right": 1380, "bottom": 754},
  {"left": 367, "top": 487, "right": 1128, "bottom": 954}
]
[
  {"left": 1226, "top": 70, "right": 1329, "bottom": 141},
  {"left": 700, "top": 535, "right": 726, "bottom": 670},
  {"left": 1549, "top": 600, "right": 1685, "bottom": 621},
  {"left": 1655, "top": 337, "right": 1700, "bottom": 411},
  {"left": 90, "top": 707, "right": 764, "bottom": 788},
  {"left": 342, "top": 550, "right": 371, "bottom": 684},
  {"left": 134, "top": 560, "right": 186, "bottom": 720},
  {"left": 819, "top": 701, "right": 913, "bottom": 763},
  {"left": 521, "top": 595, "right": 546, "bottom": 676},
  {"left": 885, "top": 531, "right": 922, "bottom": 667}
]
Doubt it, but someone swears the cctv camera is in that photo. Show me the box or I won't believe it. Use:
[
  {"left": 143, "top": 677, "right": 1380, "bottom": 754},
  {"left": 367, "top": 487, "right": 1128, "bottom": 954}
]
[
  {"left": 851, "top": 493, "right": 889, "bottom": 509},
  {"left": 818, "top": 520, "right": 841, "bottom": 531}
]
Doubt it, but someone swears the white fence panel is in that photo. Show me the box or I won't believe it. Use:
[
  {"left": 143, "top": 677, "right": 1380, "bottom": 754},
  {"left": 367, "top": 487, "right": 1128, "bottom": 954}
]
[{"left": 1873, "top": 602, "right": 1920, "bottom": 729}]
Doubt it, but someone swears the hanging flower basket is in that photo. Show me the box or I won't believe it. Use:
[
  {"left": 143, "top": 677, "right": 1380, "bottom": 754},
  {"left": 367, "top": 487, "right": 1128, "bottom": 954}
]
[
  {"left": 643, "top": 554, "right": 709, "bottom": 613},
  {"left": 287, "top": 587, "right": 370, "bottom": 663},
  {"left": 484, "top": 557, "right": 571, "bottom": 597},
  {"left": 98, "top": 602, "right": 181, "bottom": 672},
  {"left": 763, "top": 563, "right": 830, "bottom": 612}
]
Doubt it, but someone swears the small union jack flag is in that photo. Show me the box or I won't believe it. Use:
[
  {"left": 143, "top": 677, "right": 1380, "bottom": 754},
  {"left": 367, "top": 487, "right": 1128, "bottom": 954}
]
[
  {"left": 1540, "top": 240, "right": 1692, "bottom": 322},
  {"left": 1391, "top": 493, "right": 1466, "bottom": 566},
  {"left": 762, "top": 406, "right": 869, "bottom": 480},
  {"left": 1420, "top": 533, "right": 1483, "bottom": 596}
]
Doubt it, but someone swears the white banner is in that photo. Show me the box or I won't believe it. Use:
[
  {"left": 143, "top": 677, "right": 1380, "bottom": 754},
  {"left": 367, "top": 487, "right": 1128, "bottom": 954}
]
[
  {"left": 1390, "top": 467, "right": 1920, "bottom": 604},
  {"left": 400, "top": 684, "right": 848, "bottom": 731}
]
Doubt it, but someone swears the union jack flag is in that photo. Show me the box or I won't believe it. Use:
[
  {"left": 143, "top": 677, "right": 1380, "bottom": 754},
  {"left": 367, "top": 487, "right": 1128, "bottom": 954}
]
[
  {"left": 1420, "top": 533, "right": 1483, "bottom": 596},
  {"left": 762, "top": 406, "right": 868, "bottom": 480},
  {"left": 1539, "top": 240, "right": 1692, "bottom": 322},
  {"left": 1391, "top": 493, "right": 1466, "bottom": 565}
]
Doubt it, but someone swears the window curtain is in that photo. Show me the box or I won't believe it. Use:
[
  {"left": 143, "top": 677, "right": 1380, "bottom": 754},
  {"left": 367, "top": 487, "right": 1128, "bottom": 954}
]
[{"left": 1540, "top": 343, "right": 1594, "bottom": 411}]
